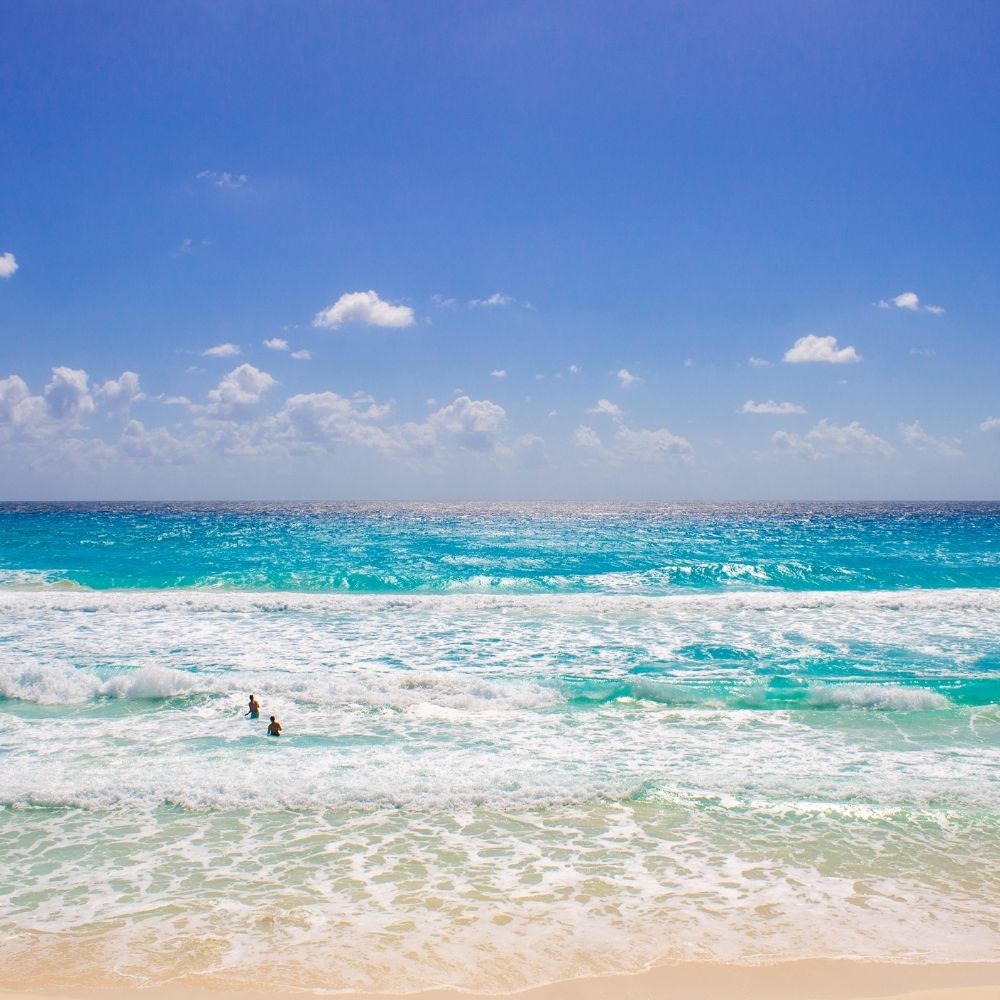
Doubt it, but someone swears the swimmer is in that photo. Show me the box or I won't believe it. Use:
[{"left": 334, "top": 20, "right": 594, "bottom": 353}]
[
  {"left": 245, "top": 694, "right": 260, "bottom": 719},
  {"left": 267, "top": 715, "right": 282, "bottom": 737}
]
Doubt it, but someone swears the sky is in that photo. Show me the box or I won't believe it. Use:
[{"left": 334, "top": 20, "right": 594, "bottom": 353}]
[{"left": 1, "top": 0, "right": 999, "bottom": 500}]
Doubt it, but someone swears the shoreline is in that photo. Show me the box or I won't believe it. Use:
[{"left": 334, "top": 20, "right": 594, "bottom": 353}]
[{"left": 3, "top": 961, "right": 999, "bottom": 1000}]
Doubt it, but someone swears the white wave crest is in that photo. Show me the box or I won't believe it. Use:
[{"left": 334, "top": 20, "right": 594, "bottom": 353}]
[
  {"left": 1, "top": 586, "right": 999, "bottom": 617},
  {"left": 808, "top": 684, "right": 951, "bottom": 711},
  {"left": 0, "top": 663, "right": 199, "bottom": 704},
  {"left": 0, "top": 569, "right": 88, "bottom": 591}
]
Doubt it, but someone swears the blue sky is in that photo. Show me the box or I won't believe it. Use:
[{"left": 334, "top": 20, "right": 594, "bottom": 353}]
[{"left": 2, "top": 0, "right": 998, "bottom": 499}]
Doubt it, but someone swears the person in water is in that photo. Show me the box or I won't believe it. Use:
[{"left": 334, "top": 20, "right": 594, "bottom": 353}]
[
  {"left": 267, "top": 716, "right": 282, "bottom": 737},
  {"left": 245, "top": 694, "right": 260, "bottom": 719}
]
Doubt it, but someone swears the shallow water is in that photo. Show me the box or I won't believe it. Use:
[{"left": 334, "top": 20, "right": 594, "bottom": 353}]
[{"left": 1, "top": 503, "right": 998, "bottom": 990}]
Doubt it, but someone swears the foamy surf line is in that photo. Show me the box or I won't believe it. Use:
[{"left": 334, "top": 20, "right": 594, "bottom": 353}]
[{"left": 3, "top": 586, "right": 1000, "bottom": 615}]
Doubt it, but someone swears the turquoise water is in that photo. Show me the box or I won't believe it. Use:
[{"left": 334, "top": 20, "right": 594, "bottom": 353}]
[{"left": 1, "top": 503, "right": 998, "bottom": 990}]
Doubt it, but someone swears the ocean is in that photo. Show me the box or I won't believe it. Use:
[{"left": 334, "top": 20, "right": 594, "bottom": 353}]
[{"left": 1, "top": 502, "right": 998, "bottom": 991}]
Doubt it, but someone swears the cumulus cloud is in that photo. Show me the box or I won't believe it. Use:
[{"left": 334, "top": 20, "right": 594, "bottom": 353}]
[
  {"left": 0, "top": 375, "right": 46, "bottom": 438},
  {"left": 44, "top": 367, "right": 95, "bottom": 423},
  {"left": 0, "top": 364, "right": 527, "bottom": 471},
  {"left": 773, "top": 419, "right": 893, "bottom": 460},
  {"left": 587, "top": 398, "right": 623, "bottom": 421},
  {"left": 783, "top": 334, "right": 861, "bottom": 365},
  {"left": 470, "top": 293, "right": 513, "bottom": 307},
  {"left": 748, "top": 357, "right": 772, "bottom": 368},
  {"left": 206, "top": 364, "right": 276, "bottom": 417},
  {"left": 512, "top": 433, "right": 548, "bottom": 469},
  {"left": 203, "top": 343, "right": 241, "bottom": 358},
  {"left": 263, "top": 338, "right": 289, "bottom": 351},
  {"left": 568, "top": 364, "right": 582, "bottom": 375},
  {"left": 275, "top": 392, "right": 399, "bottom": 455},
  {"left": 428, "top": 395, "right": 507, "bottom": 453},
  {"left": 274, "top": 392, "right": 507, "bottom": 459},
  {"left": 572, "top": 425, "right": 602, "bottom": 450},
  {"left": 878, "top": 291, "right": 945, "bottom": 314},
  {"left": 615, "top": 426, "right": 694, "bottom": 462},
  {"left": 119, "top": 419, "right": 191, "bottom": 463},
  {"left": 0, "top": 367, "right": 100, "bottom": 440},
  {"left": 97, "top": 372, "right": 145, "bottom": 419},
  {"left": 491, "top": 369, "right": 507, "bottom": 378},
  {"left": 616, "top": 368, "right": 640, "bottom": 388},
  {"left": 291, "top": 349, "right": 311, "bottom": 361},
  {"left": 313, "top": 290, "right": 415, "bottom": 329},
  {"left": 980, "top": 417, "right": 1000, "bottom": 433},
  {"left": 573, "top": 417, "right": 693, "bottom": 464},
  {"left": 197, "top": 170, "right": 248, "bottom": 189},
  {"left": 0, "top": 252, "right": 17, "bottom": 278},
  {"left": 741, "top": 399, "right": 806, "bottom": 415},
  {"left": 899, "top": 420, "right": 962, "bottom": 457}
]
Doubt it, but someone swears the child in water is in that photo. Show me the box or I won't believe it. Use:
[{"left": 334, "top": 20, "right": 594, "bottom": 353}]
[{"left": 267, "top": 716, "right": 282, "bottom": 737}]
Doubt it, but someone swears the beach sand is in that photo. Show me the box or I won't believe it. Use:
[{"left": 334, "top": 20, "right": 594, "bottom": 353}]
[{"left": 3, "top": 961, "right": 998, "bottom": 1000}]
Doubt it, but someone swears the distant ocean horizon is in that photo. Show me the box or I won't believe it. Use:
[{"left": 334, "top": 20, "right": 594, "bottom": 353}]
[{"left": 2, "top": 501, "right": 998, "bottom": 991}]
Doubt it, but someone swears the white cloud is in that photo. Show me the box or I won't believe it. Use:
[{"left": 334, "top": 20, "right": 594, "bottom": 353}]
[
  {"left": 0, "top": 252, "right": 17, "bottom": 278},
  {"left": 881, "top": 291, "right": 919, "bottom": 311},
  {"left": 899, "top": 420, "right": 962, "bottom": 457},
  {"left": 572, "top": 417, "right": 693, "bottom": 463},
  {"left": 773, "top": 419, "right": 893, "bottom": 460},
  {"left": 470, "top": 293, "right": 513, "bottom": 307},
  {"left": 616, "top": 368, "right": 640, "bottom": 388},
  {"left": 491, "top": 369, "right": 507, "bottom": 378},
  {"left": 909, "top": 347, "right": 936, "bottom": 358},
  {"left": 275, "top": 392, "right": 507, "bottom": 459},
  {"left": 783, "top": 334, "right": 860, "bottom": 365},
  {"left": 44, "top": 367, "right": 95, "bottom": 423},
  {"left": 748, "top": 357, "right": 772, "bottom": 368},
  {"left": 980, "top": 417, "right": 1000, "bottom": 433},
  {"left": 290, "top": 349, "right": 311, "bottom": 361},
  {"left": 742, "top": 399, "right": 806, "bottom": 415},
  {"left": 588, "top": 398, "right": 623, "bottom": 421},
  {"left": 0, "top": 375, "right": 46, "bottom": 438},
  {"left": 263, "top": 338, "right": 289, "bottom": 351},
  {"left": 1, "top": 367, "right": 98, "bottom": 439},
  {"left": 206, "top": 364, "right": 276, "bottom": 417},
  {"left": 203, "top": 343, "right": 241, "bottom": 358},
  {"left": 573, "top": 425, "right": 602, "bottom": 450},
  {"left": 431, "top": 294, "right": 459, "bottom": 309},
  {"left": 568, "top": 364, "right": 582, "bottom": 375},
  {"left": 197, "top": 170, "right": 247, "bottom": 189},
  {"left": 98, "top": 372, "right": 145, "bottom": 419},
  {"left": 119, "top": 419, "right": 191, "bottom": 463},
  {"left": 0, "top": 366, "right": 527, "bottom": 470},
  {"left": 428, "top": 395, "right": 507, "bottom": 452},
  {"left": 614, "top": 426, "right": 694, "bottom": 462},
  {"left": 877, "top": 291, "right": 945, "bottom": 314},
  {"left": 313, "top": 290, "right": 415, "bottom": 329},
  {"left": 276, "top": 392, "right": 399, "bottom": 455}
]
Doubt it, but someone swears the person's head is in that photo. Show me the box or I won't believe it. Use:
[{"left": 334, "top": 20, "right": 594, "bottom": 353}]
[
  {"left": 249, "top": 693, "right": 255, "bottom": 700},
  {"left": 270, "top": 716, "right": 275, "bottom": 722}
]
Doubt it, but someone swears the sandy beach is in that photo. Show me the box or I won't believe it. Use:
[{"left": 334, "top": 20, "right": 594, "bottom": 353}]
[{"left": 3, "top": 961, "right": 999, "bottom": 1000}]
